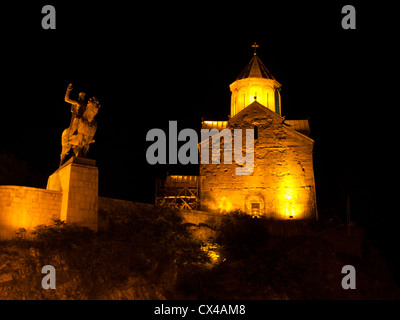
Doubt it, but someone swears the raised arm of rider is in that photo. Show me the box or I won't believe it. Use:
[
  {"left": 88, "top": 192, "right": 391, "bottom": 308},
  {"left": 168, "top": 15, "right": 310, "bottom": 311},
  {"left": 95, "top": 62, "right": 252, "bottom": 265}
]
[{"left": 65, "top": 84, "right": 79, "bottom": 106}]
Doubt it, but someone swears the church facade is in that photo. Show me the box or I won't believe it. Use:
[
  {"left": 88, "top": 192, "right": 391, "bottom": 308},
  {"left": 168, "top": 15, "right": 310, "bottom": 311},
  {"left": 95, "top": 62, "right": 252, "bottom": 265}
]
[
  {"left": 200, "top": 48, "right": 317, "bottom": 219},
  {"left": 157, "top": 46, "right": 317, "bottom": 220}
]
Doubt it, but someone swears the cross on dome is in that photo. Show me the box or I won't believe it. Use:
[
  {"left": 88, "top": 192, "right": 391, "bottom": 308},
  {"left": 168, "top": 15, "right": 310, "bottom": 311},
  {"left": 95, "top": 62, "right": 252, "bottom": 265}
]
[{"left": 251, "top": 42, "right": 259, "bottom": 55}]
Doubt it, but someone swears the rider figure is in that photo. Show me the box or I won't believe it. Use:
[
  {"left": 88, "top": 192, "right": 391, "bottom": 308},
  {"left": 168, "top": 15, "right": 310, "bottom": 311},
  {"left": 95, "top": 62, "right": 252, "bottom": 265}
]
[
  {"left": 65, "top": 83, "right": 86, "bottom": 137},
  {"left": 60, "top": 84, "right": 100, "bottom": 166}
]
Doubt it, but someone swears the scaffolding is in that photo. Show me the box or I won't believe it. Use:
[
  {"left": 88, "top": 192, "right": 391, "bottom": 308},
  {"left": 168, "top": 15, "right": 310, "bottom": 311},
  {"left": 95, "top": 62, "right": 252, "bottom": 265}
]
[{"left": 155, "top": 175, "right": 201, "bottom": 210}]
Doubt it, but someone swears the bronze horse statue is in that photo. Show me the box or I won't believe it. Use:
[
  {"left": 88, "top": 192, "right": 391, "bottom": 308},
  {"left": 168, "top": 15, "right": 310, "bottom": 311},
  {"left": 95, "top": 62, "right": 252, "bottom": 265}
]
[{"left": 60, "top": 95, "right": 101, "bottom": 166}]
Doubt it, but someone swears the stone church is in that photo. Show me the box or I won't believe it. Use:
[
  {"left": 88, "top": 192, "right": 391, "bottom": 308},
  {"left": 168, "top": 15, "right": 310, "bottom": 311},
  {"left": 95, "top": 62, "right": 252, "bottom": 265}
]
[{"left": 157, "top": 45, "right": 317, "bottom": 220}]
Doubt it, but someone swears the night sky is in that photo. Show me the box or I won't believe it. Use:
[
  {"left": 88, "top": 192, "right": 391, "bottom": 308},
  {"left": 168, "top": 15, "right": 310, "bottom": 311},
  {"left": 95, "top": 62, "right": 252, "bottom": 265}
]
[{"left": 1, "top": 2, "right": 398, "bottom": 252}]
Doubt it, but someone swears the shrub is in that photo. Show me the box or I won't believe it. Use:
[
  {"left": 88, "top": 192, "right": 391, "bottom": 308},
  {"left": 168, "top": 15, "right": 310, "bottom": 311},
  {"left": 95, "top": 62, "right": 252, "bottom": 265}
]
[
  {"left": 216, "top": 211, "right": 270, "bottom": 260},
  {"left": 25, "top": 208, "right": 208, "bottom": 299}
]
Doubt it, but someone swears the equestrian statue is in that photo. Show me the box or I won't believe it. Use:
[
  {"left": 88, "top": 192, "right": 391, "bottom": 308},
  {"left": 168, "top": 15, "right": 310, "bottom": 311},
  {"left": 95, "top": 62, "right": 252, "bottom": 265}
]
[{"left": 60, "top": 83, "right": 101, "bottom": 166}]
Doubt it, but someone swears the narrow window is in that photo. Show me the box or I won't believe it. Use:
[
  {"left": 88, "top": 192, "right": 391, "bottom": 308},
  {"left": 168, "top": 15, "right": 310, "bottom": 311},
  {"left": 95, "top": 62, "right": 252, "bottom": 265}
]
[
  {"left": 274, "top": 89, "right": 280, "bottom": 114},
  {"left": 251, "top": 202, "right": 260, "bottom": 215},
  {"left": 254, "top": 125, "right": 258, "bottom": 140}
]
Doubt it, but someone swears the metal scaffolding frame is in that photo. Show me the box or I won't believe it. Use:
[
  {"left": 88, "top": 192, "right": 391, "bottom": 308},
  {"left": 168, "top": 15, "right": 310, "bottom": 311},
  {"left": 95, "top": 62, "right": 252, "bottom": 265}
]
[{"left": 155, "top": 175, "right": 201, "bottom": 210}]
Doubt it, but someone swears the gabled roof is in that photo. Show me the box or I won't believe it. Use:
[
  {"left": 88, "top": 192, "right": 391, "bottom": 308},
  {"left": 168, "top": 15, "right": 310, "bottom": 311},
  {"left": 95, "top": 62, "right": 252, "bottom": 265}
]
[
  {"left": 235, "top": 54, "right": 276, "bottom": 81},
  {"left": 229, "top": 101, "right": 314, "bottom": 144},
  {"left": 229, "top": 100, "right": 284, "bottom": 124},
  {"left": 284, "top": 120, "right": 310, "bottom": 136}
]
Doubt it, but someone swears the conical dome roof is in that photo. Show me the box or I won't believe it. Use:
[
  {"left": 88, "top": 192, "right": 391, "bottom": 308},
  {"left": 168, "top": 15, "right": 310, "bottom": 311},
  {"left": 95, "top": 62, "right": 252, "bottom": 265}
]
[{"left": 235, "top": 54, "right": 276, "bottom": 80}]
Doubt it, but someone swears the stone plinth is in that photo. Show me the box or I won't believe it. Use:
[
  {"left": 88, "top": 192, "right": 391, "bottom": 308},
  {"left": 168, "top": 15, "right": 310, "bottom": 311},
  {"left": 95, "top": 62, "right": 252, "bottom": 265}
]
[{"left": 47, "top": 157, "right": 98, "bottom": 231}]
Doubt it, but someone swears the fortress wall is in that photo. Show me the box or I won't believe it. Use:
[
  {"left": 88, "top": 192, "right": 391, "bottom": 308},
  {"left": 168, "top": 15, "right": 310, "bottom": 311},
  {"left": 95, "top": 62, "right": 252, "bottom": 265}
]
[
  {"left": 178, "top": 209, "right": 223, "bottom": 225},
  {"left": 98, "top": 197, "right": 222, "bottom": 230},
  {"left": 98, "top": 197, "right": 156, "bottom": 230},
  {"left": 0, "top": 186, "right": 62, "bottom": 239}
]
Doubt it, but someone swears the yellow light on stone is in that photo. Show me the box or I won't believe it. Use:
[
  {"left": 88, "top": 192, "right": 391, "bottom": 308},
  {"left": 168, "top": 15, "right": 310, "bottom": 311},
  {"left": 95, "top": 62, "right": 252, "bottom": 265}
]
[
  {"left": 197, "top": 44, "right": 317, "bottom": 220},
  {"left": 218, "top": 196, "right": 233, "bottom": 213},
  {"left": 277, "top": 175, "right": 303, "bottom": 219}
]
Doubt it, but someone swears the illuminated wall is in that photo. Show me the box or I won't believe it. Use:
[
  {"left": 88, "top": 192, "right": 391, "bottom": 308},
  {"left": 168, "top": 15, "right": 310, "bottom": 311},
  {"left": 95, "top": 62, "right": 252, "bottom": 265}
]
[
  {"left": 0, "top": 157, "right": 99, "bottom": 239},
  {"left": 0, "top": 186, "right": 62, "bottom": 238},
  {"left": 200, "top": 101, "right": 317, "bottom": 220}
]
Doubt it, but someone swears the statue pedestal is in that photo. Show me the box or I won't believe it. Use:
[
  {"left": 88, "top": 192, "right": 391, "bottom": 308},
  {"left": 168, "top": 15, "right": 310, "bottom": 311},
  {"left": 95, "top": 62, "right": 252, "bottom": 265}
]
[{"left": 47, "top": 157, "right": 98, "bottom": 231}]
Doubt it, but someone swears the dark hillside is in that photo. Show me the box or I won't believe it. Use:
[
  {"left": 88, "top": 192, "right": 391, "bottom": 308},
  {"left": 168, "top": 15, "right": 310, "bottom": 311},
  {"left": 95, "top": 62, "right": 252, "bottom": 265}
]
[{"left": 0, "top": 209, "right": 398, "bottom": 300}]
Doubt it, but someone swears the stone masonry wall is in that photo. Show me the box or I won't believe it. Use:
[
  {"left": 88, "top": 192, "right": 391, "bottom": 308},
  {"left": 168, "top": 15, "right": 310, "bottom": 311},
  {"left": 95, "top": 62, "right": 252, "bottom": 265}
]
[
  {"left": 0, "top": 186, "right": 62, "bottom": 239},
  {"left": 200, "top": 102, "right": 317, "bottom": 219},
  {"left": 98, "top": 197, "right": 155, "bottom": 231},
  {"left": 98, "top": 198, "right": 222, "bottom": 231}
]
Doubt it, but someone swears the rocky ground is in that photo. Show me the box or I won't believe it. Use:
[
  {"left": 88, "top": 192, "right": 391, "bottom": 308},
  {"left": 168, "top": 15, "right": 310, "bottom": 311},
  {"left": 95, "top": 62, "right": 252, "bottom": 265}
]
[{"left": 0, "top": 210, "right": 399, "bottom": 300}]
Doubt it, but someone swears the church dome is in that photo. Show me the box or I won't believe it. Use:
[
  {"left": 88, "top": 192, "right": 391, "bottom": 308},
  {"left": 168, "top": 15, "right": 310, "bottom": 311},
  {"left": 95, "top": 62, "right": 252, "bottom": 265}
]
[
  {"left": 230, "top": 44, "right": 282, "bottom": 117},
  {"left": 235, "top": 54, "right": 277, "bottom": 81}
]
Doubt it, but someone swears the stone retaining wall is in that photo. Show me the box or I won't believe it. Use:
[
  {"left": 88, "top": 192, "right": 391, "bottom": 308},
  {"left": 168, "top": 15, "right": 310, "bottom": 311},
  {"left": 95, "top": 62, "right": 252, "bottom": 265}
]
[{"left": 0, "top": 186, "right": 62, "bottom": 238}]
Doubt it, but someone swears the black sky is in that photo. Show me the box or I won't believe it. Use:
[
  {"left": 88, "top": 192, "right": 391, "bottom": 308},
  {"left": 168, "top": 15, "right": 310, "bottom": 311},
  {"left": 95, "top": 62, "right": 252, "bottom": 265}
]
[{"left": 0, "top": 1, "right": 397, "bottom": 230}]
